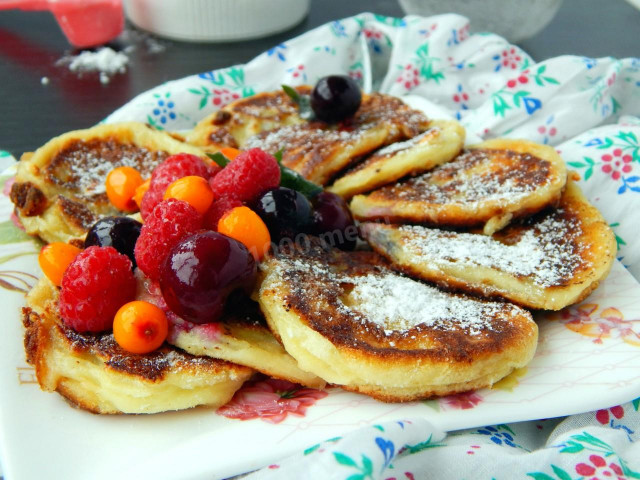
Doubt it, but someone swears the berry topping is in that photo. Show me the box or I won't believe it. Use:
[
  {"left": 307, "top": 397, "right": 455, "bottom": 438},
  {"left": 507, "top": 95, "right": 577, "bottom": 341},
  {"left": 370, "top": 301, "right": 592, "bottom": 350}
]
[
  {"left": 59, "top": 246, "right": 136, "bottom": 332},
  {"left": 38, "top": 242, "right": 82, "bottom": 287},
  {"left": 134, "top": 199, "right": 203, "bottom": 281},
  {"left": 203, "top": 197, "right": 243, "bottom": 230},
  {"left": 218, "top": 206, "right": 271, "bottom": 261},
  {"left": 218, "top": 147, "right": 241, "bottom": 161},
  {"left": 164, "top": 175, "right": 214, "bottom": 215},
  {"left": 253, "top": 187, "right": 313, "bottom": 242},
  {"left": 106, "top": 166, "right": 144, "bottom": 212},
  {"left": 310, "top": 75, "right": 362, "bottom": 123},
  {"left": 209, "top": 148, "right": 280, "bottom": 204},
  {"left": 160, "top": 231, "right": 256, "bottom": 324},
  {"left": 133, "top": 177, "right": 151, "bottom": 209},
  {"left": 113, "top": 301, "right": 168, "bottom": 354},
  {"left": 140, "top": 153, "right": 211, "bottom": 219},
  {"left": 84, "top": 216, "right": 142, "bottom": 268},
  {"left": 311, "top": 191, "right": 357, "bottom": 250}
]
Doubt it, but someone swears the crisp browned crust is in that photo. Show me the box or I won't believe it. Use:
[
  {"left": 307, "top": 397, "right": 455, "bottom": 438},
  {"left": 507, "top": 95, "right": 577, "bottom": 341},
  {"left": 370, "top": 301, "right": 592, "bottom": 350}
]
[
  {"left": 360, "top": 179, "right": 616, "bottom": 311},
  {"left": 23, "top": 278, "right": 254, "bottom": 414},
  {"left": 258, "top": 242, "right": 538, "bottom": 401},
  {"left": 187, "top": 87, "right": 431, "bottom": 185},
  {"left": 11, "top": 122, "right": 211, "bottom": 243},
  {"left": 350, "top": 138, "right": 567, "bottom": 234},
  {"left": 10, "top": 181, "right": 47, "bottom": 216}
]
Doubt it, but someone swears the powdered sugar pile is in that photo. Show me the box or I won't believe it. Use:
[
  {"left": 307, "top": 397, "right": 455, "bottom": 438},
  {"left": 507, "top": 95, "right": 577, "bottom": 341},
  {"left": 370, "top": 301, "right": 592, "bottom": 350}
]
[
  {"left": 397, "top": 213, "right": 585, "bottom": 287},
  {"left": 57, "top": 47, "right": 129, "bottom": 84}
]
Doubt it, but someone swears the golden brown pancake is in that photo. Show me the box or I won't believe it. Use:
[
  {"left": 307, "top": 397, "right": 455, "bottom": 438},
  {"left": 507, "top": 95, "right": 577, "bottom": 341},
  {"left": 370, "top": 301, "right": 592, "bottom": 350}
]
[
  {"left": 10, "top": 122, "right": 211, "bottom": 243},
  {"left": 257, "top": 242, "right": 538, "bottom": 402},
  {"left": 360, "top": 178, "right": 616, "bottom": 311},
  {"left": 187, "top": 87, "right": 432, "bottom": 185},
  {"left": 135, "top": 272, "right": 325, "bottom": 389},
  {"left": 327, "top": 119, "right": 465, "bottom": 198},
  {"left": 350, "top": 138, "right": 567, "bottom": 235},
  {"left": 24, "top": 278, "right": 254, "bottom": 414}
]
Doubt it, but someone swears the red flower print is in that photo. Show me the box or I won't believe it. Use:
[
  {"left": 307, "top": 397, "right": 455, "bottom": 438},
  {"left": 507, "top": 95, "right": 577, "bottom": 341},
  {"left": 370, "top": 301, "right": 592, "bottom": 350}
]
[
  {"left": 363, "top": 27, "right": 382, "bottom": 40},
  {"left": 441, "top": 391, "right": 483, "bottom": 410},
  {"left": 506, "top": 74, "right": 529, "bottom": 89},
  {"left": 291, "top": 64, "right": 305, "bottom": 78},
  {"left": 396, "top": 64, "right": 420, "bottom": 91},
  {"left": 211, "top": 88, "right": 240, "bottom": 107},
  {"left": 575, "top": 454, "right": 625, "bottom": 480},
  {"left": 595, "top": 405, "right": 624, "bottom": 425},
  {"left": 502, "top": 48, "right": 522, "bottom": 69},
  {"left": 601, "top": 148, "right": 634, "bottom": 180},
  {"left": 217, "top": 378, "right": 328, "bottom": 424}
]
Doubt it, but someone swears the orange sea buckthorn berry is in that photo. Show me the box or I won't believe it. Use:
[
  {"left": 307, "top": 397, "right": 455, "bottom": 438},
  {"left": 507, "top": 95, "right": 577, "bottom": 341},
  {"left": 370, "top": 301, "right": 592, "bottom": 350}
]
[
  {"left": 133, "top": 177, "right": 151, "bottom": 209},
  {"left": 106, "top": 166, "right": 144, "bottom": 212},
  {"left": 38, "top": 242, "right": 82, "bottom": 286},
  {"left": 219, "top": 147, "right": 242, "bottom": 161},
  {"left": 218, "top": 206, "right": 271, "bottom": 261},
  {"left": 113, "top": 300, "right": 168, "bottom": 354},
  {"left": 163, "top": 175, "right": 214, "bottom": 215}
]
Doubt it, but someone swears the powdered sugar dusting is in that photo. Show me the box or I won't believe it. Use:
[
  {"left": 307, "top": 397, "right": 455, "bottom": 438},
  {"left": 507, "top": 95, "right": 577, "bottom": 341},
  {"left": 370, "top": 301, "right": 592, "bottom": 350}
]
[
  {"left": 244, "top": 124, "right": 363, "bottom": 154},
  {"left": 48, "top": 140, "right": 167, "bottom": 196},
  {"left": 397, "top": 211, "right": 586, "bottom": 287},
  {"left": 348, "top": 272, "right": 508, "bottom": 335},
  {"left": 388, "top": 149, "right": 551, "bottom": 207},
  {"left": 267, "top": 252, "right": 518, "bottom": 336},
  {"left": 373, "top": 127, "right": 437, "bottom": 158}
]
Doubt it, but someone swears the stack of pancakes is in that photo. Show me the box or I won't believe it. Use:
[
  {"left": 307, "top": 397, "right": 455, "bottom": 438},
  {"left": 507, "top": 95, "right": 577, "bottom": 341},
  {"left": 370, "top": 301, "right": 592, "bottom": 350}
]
[{"left": 11, "top": 87, "right": 616, "bottom": 413}]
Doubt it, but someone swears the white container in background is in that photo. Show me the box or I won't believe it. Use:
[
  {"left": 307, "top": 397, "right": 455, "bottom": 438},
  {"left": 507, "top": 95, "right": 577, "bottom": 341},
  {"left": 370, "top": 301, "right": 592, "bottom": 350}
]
[{"left": 123, "top": 0, "right": 311, "bottom": 42}]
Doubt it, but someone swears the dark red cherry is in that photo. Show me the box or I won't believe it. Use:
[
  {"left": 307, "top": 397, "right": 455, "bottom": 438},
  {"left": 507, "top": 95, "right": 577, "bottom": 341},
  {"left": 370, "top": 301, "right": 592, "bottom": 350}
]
[
  {"left": 311, "top": 191, "right": 357, "bottom": 250},
  {"left": 159, "top": 231, "right": 256, "bottom": 324}
]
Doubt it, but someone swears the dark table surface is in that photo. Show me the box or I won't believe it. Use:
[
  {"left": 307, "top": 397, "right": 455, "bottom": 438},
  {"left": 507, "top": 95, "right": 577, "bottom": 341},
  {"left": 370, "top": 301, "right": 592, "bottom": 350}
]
[{"left": 1, "top": 0, "right": 639, "bottom": 158}]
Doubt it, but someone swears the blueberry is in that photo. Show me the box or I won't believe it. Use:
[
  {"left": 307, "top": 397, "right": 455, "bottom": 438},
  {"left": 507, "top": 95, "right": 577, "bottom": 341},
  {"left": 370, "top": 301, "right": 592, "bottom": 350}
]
[
  {"left": 84, "top": 216, "right": 142, "bottom": 268},
  {"left": 310, "top": 75, "right": 362, "bottom": 123}
]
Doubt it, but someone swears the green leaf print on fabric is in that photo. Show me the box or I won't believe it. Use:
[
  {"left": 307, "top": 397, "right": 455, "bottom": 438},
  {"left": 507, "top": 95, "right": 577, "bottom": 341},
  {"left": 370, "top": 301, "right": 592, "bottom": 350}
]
[
  {"left": 333, "top": 452, "right": 374, "bottom": 479},
  {"left": 567, "top": 157, "right": 595, "bottom": 180},
  {"left": 415, "top": 43, "right": 445, "bottom": 83},
  {"left": 527, "top": 464, "right": 577, "bottom": 480}
]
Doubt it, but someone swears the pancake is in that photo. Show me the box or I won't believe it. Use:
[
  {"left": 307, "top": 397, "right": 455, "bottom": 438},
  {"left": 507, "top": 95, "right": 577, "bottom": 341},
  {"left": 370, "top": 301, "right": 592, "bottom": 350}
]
[
  {"left": 135, "top": 272, "right": 325, "bottom": 389},
  {"left": 257, "top": 241, "right": 538, "bottom": 402},
  {"left": 360, "top": 178, "right": 616, "bottom": 311},
  {"left": 187, "top": 87, "right": 432, "bottom": 185},
  {"left": 187, "top": 87, "right": 310, "bottom": 150},
  {"left": 10, "top": 122, "right": 211, "bottom": 243},
  {"left": 327, "top": 119, "right": 465, "bottom": 198},
  {"left": 23, "top": 277, "right": 254, "bottom": 414},
  {"left": 350, "top": 138, "right": 567, "bottom": 235}
]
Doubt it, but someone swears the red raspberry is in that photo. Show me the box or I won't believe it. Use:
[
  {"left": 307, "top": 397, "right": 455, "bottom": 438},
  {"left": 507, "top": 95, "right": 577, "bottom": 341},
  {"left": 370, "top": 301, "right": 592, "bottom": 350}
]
[
  {"left": 134, "top": 199, "right": 203, "bottom": 281},
  {"left": 140, "top": 153, "right": 212, "bottom": 219},
  {"left": 203, "top": 197, "right": 243, "bottom": 230},
  {"left": 59, "top": 246, "right": 136, "bottom": 332},
  {"left": 209, "top": 148, "right": 280, "bottom": 204}
]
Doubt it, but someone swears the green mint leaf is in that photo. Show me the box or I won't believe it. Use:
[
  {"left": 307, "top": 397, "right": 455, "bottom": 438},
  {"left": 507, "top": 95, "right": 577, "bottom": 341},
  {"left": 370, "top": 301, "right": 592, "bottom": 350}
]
[
  {"left": 282, "top": 84, "right": 301, "bottom": 103},
  {"left": 207, "top": 152, "right": 231, "bottom": 168}
]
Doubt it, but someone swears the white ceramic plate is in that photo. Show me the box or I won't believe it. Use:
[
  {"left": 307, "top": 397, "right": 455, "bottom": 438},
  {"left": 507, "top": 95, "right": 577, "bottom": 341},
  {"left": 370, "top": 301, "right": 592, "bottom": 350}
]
[{"left": 1, "top": 159, "right": 640, "bottom": 480}]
